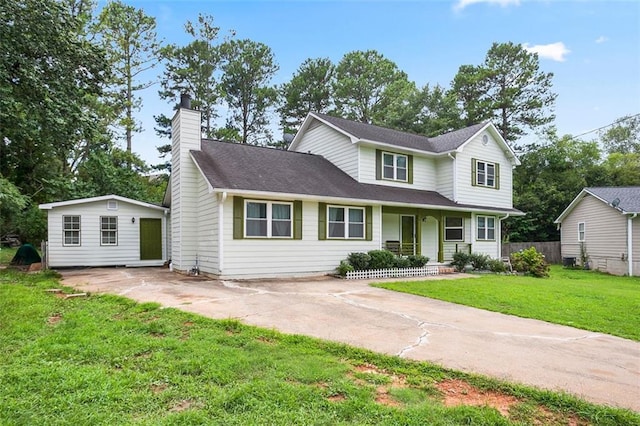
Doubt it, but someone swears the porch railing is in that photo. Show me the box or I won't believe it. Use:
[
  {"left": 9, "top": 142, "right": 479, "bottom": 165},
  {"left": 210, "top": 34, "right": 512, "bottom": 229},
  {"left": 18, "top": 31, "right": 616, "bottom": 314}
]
[{"left": 384, "top": 240, "right": 416, "bottom": 256}]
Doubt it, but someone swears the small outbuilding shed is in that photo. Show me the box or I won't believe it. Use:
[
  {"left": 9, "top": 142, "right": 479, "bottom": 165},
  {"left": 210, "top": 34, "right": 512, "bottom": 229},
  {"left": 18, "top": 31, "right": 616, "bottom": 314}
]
[
  {"left": 555, "top": 187, "right": 640, "bottom": 276},
  {"left": 39, "top": 195, "right": 170, "bottom": 268}
]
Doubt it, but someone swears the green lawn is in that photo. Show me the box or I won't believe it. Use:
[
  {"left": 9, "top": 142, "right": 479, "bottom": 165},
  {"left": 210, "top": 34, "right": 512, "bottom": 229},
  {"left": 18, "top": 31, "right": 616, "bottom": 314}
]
[
  {"left": 1, "top": 270, "right": 638, "bottom": 425},
  {"left": 374, "top": 265, "right": 640, "bottom": 341},
  {"left": 0, "top": 247, "right": 17, "bottom": 265}
]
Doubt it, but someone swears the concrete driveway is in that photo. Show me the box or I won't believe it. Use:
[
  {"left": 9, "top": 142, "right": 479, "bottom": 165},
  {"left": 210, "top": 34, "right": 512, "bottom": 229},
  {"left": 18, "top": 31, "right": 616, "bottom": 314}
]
[{"left": 61, "top": 267, "right": 640, "bottom": 412}]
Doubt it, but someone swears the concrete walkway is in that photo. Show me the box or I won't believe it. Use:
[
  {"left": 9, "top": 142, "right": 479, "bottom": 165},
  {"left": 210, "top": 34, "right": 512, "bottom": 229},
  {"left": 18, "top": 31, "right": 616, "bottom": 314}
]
[{"left": 61, "top": 267, "right": 640, "bottom": 412}]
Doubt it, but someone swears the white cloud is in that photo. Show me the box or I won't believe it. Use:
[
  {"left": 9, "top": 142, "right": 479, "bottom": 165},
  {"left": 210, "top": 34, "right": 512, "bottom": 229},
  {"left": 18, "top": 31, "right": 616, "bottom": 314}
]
[
  {"left": 454, "top": 0, "right": 520, "bottom": 12},
  {"left": 595, "top": 36, "right": 609, "bottom": 44},
  {"left": 523, "top": 42, "right": 571, "bottom": 62}
]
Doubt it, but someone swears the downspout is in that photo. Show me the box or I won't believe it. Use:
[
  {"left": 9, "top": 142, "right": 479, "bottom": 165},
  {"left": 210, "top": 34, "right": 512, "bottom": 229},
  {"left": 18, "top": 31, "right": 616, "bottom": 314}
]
[
  {"left": 629, "top": 213, "right": 637, "bottom": 277},
  {"left": 499, "top": 213, "right": 510, "bottom": 259},
  {"left": 447, "top": 153, "right": 457, "bottom": 202},
  {"left": 218, "top": 192, "right": 227, "bottom": 275}
]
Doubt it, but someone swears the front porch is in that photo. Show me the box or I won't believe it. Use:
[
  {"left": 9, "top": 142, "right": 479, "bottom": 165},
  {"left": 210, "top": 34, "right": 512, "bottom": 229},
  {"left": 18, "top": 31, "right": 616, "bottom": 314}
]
[{"left": 381, "top": 206, "right": 472, "bottom": 263}]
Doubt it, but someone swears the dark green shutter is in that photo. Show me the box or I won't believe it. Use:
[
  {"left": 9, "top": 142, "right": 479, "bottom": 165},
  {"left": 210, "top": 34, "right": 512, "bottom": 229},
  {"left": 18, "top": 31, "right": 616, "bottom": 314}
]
[
  {"left": 318, "top": 203, "right": 327, "bottom": 240},
  {"left": 293, "top": 200, "right": 302, "bottom": 240},
  {"left": 365, "top": 206, "right": 373, "bottom": 241},
  {"left": 233, "top": 196, "right": 244, "bottom": 239},
  {"left": 375, "top": 150, "right": 382, "bottom": 180},
  {"left": 407, "top": 155, "right": 413, "bottom": 184},
  {"left": 471, "top": 158, "right": 477, "bottom": 186},
  {"left": 494, "top": 163, "right": 500, "bottom": 190}
]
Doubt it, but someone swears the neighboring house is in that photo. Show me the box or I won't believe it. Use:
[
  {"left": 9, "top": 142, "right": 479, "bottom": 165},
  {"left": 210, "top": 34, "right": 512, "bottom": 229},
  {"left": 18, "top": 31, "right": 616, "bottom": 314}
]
[
  {"left": 39, "top": 195, "right": 169, "bottom": 268},
  {"left": 165, "top": 95, "right": 522, "bottom": 278},
  {"left": 555, "top": 187, "right": 640, "bottom": 276}
]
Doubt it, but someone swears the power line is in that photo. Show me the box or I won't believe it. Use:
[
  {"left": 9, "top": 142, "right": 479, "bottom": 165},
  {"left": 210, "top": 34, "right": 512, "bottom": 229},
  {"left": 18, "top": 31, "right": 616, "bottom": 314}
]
[{"left": 568, "top": 113, "right": 640, "bottom": 141}]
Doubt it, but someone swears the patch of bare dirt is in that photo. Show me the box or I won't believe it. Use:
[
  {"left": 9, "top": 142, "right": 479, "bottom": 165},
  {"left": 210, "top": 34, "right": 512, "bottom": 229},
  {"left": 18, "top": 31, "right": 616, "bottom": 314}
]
[
  {"left": 169, "top": 399, "right": 195, "bottom": 412},
  {"left": 436, "top": 379, "right": 519, "bottom": 417},
  {"left": 351, "top": 363, "right": 408, "bottom": 407},
  {"left": 47, "top": 314, "right": 62, "bottom": 324},
  {"left": 150, "top": 383, "right": 168, "bottom": 394},
  {"left": 327, "top": 394, "right": 346, "bottom": 402}
]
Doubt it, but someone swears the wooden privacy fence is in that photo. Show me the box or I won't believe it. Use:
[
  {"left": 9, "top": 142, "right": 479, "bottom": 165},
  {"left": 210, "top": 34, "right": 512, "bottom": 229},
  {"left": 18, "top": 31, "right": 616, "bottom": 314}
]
[{"left": 502, "top": 241, "right": 562, "bottom": 264}]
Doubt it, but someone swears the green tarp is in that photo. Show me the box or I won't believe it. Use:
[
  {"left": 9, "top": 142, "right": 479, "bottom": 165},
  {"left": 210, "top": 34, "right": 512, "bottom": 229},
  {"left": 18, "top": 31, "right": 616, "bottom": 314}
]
[{"left": 10, "top": 244, "right": 42, "bottom": 265}]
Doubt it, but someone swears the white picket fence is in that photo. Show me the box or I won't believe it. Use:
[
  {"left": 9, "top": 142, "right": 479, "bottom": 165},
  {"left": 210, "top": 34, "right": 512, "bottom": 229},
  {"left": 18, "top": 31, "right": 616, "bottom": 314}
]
[{"left": 345, "top": 265, "right": 440, "bottom": 280}]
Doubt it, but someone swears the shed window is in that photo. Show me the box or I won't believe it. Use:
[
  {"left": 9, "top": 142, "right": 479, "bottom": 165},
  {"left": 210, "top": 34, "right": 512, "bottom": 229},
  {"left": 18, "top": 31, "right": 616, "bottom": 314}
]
[
  {"left": 101, "top": 216, "right": 118, "bottom": 245},
  {"left": 63, "top": 215, "right": 81, "bottom": 246},
  {"left": 578, "top": 222, "right": 585, "bottom": 242},
  {"left": 445, "top": 217, "right": 464, "bottom": 241},
  {"left": 476, "top": 216, "right": 495, "bottom": 241}
]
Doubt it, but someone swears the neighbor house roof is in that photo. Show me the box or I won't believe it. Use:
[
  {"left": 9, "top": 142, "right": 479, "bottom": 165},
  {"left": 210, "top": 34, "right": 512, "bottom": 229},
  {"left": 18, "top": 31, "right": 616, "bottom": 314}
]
[
  {"left": 290, "top": 113, "right": 519, "bottom": 165},
  {"left": 39, "top": 194, "right": 168, "bottom": 212},
  {"left": 554, "top": 186, "right": 640, "bottom": 223},
  {"left": 191, "top": 140, "right": 522, "bottom": 214}
]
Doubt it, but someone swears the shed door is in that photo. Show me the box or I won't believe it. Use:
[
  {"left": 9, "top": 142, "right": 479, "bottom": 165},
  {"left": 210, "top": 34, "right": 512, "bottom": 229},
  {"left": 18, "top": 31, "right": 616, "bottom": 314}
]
[{"left": 140, "top": 218, "right": 162, "bottom": 260}]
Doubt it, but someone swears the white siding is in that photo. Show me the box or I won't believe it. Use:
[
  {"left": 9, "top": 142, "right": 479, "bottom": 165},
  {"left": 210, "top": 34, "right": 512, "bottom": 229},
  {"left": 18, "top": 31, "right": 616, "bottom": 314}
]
[
  {"left": 292, "top": 122, "right": 359, "bottom": 179},
  {"left": 46, "top": 200, "right": 167, "bottom": 267},
  {"left": 358, "top": 146, "right": 437, "bottom": 190},
  {"left": 560, "top": 195, "right": 629, "bottom": 275},
  {"left": 221, "top": 198, "right": 381, "bottom": 278},
  {"left": 455, "top": 131, "right": 514, "bottom": 208},
  {"left": 171, "top": 107, "right": 201, "bottom": 272},
  {"left": 436, "top": 157, "right": 454, "bottom": 200},
  {"left": 633, "top": 218, "right": 640, "bottom": 276},
  {"left": 195, "top": 174, "right": 219, "bottom": 274},
  {"left": 442, "top": 217, "right": 472, "bottom": 261}
]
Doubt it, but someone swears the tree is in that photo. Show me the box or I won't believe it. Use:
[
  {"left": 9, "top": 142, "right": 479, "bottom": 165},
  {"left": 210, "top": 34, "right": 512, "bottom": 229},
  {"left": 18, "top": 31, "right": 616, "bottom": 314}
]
[
  {"left": 278, "top": 57, "right": 334, "bottom": 134},
  {"left": 333, "top": 50, "right": 410, "bottom": 124},
  {"left": 220, "top": 39, "right": 279, "bottom": 145},
  {"left": 157, "top": 14, "right": 228, "bottom": 140},
  {"left": 452, "top": 42, "right": 557, "bottom": 143},
  {"left": 602, "top": 153, "right": 640, "bottom": 186},
  {"left": 378, "top": 84, "right": 463, "bottom": 137},
  {"left": 96, "top": 0, "right": 161, "bottom": 154},
  {"left": 505, "top": 131, "right": 606, "bottom": 242},
  {"left": 599, "top": 114, "right": 640, "bottom": 154},
  {"left": 0, "top": 0, "right": 107, "bottom": 200}
]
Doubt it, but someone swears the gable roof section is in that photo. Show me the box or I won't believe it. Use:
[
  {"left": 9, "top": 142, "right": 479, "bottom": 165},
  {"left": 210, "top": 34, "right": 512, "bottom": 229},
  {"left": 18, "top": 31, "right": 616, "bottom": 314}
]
[
  {"left": 290, "top": 113, "right": 519, "bottom": 164},
  {"left": 191, "top": 140, "right": 522, "bottom": 214},
  {"left": 39, "top": 194, "right": 168, "bottom": 212},
  {"left": 554, "top": 186, "right": 640, "bottom": 223}
]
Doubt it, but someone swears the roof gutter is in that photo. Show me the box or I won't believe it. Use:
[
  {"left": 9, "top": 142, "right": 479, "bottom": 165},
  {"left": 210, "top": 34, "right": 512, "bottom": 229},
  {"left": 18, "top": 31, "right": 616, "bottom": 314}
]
[
  {"left": 628, "top": 213, "right": 637, "bottom": 277},
  {"left": 211, "top": 188, "right": 524, "bottom": 216}
]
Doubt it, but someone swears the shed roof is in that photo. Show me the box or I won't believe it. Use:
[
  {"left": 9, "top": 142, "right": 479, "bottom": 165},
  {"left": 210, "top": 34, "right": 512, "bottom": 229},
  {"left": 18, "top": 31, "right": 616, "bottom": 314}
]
[
  {"left": 39, "top": 194, "right": 168, "bottom": 212},
  {"left": 191, "top": 139, "right": 522, "bottom": 214}
]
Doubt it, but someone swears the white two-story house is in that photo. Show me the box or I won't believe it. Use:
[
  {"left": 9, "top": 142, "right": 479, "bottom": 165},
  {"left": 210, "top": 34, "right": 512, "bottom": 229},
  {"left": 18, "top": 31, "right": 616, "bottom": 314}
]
[{"left": 166, "top": 95, "right": 522, "bottom": 278}]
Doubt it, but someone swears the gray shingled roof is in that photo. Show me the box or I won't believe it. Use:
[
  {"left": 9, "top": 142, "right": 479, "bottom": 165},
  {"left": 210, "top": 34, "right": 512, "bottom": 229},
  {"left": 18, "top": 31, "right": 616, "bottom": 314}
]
[
  {"left": 586, "top": 187, "right": 640, "bottom": 213},
  {"left": 191, "top": 140, "right": 521, "bottom": 214},
  {"left": 312, "top": 113, "right": 487, "bottom": 153}
]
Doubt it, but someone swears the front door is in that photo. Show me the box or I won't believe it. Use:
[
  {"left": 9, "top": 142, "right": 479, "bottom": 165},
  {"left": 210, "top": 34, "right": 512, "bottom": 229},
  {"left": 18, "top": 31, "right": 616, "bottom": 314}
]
[
  {"left": 400, "top": 215, "right": 415, "bottom": 255},
  {"left": 140, "top": 218, "right": 162, "bottom": 260}
]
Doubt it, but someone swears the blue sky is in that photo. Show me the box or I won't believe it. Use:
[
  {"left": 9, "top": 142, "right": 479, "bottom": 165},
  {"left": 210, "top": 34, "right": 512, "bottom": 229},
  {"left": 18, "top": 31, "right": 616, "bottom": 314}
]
[{"left": 113, "top": 0, "right": 640, "bottom": 165}]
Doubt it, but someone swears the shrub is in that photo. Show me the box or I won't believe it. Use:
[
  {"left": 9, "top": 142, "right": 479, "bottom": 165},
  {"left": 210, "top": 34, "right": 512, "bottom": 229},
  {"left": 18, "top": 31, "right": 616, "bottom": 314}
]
[
  {"left": 394, "top": 256, "right": 411, "bottom": 268},
  {"left": 488, "top": 258, "right": 508, "bottom": 273},
  {"left": 511, "top": 247, "right": 550, "bottom": 278},
  {"left": 336, "top": 260, "right": 354, "bottom": 276},
  {"left": 469, "top": 253, "right": 490, "bottom": 270},
  {"left": 407, "top": 255, "right": 429, "bottom": 268},
  {"left": 450, "top": 251, "right": 471, "bottom": 272},
  {"left": 367, "top": 250, "right": 397, "bottom": 270},
  {"left": 347, "top": 252, "right": 371, "bottom": 271}
]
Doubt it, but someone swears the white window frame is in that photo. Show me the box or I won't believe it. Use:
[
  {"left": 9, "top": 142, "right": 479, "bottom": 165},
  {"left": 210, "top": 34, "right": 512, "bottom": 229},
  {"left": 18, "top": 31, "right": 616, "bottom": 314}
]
[
  {"left": 244, "top": 200, "right": 293, "bottom": 239},
  {"left": 382, "top": 152, "right": 408, "bottom": 182},
  {"left": 327, "top": 206, "right": 365, "bottom": 239},
  {"left": 476, "top": 160, "right": 496, "bottom": 188},
  {"left": 578, "top": 222, "right": 585, "bottom": 242},
  {"left": 106, "top": 200, "right": 118, "bottom": 210},
  {"left": 444, "top": 217, "right": 464, "bottom": 242},
  {"left": 100, "top": 216, "right": 118, "bottom": 246},
  {"left": 62, "top": 215, "right": 81, "bottom": 246},
  {"left": 476, "top": 216, "right": 496, "bottom": 241}
]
